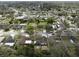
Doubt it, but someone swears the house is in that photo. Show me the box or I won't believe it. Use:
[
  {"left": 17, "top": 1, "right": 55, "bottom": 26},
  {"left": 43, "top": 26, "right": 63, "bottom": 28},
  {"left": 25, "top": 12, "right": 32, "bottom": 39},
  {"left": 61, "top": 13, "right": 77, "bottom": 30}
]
[
  {"left": 34, "top": 37, "right": 48, "bottom": 51},
  {"left": 20, "top": 29, "right": 25, "bottom": 33},
  {"left": 0, "top": 37, "right": 5, "bottom": 43},
  {"left": 67, "top": 28, "right": 79, "bottom": 32},
  {"left": 52, "top": 24, "right": 57, "bottom": 29},
  {"left": 18, "top": 36, "right": 32, "bottom": 45},
  {"left": 35, "top": 37, "right": 48, "bottom": 46},
  {"left": 69, "top": 36, "right": 77, "bottom": 44},
  {"left": 34, "top": 45, "right": 48, "bottom": 51},
  {"left": 0, "top": 24, "right": 9, "bottom": 29},
  {"left": 67, "top": 15, "right": 73, "bottom": 19},
  {"left": 11, "top": 24, "right": 26, "bottom": 30},
  {"left": 37, "top": 30, "right": 52, "bottom": 38},
  {"left": 15, "top": 15, "right": 28, "bottom": 20},
  {"left": 14, "top": 12, "right": 28, "bottom": 20},
  {"left": 21, "top": 32, "right": 30, "bottom": 38},
  {"left": 60, "top": 30, "right": 78, "bottom": 44},
  {"left": 0, "top": 15, "right": 6, "bottom": 20},
  {"left": 0, "top": 30, "right": 4, "bottom": 36},
  {"left": 61, "top": 30, "right": 72, "bottom": 36},
  {"left": 1, "top": 36, "right": 15, "bottom": 46},
  {"left": 60, "top": 16, "right": 65, "bottom": 21},
  {"left": 8, "top": 29, "right": 18, "bottom": 38},
  {"left": 0, "top": 15, "right": 2, "bottom": 17}
]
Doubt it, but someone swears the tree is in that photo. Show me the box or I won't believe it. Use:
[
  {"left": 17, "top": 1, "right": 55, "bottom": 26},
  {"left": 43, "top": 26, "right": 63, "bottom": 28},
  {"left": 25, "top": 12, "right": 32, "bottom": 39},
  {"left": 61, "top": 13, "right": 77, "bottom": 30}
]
[
  {"left": 0, "top": 46, "right": 17, "bottom": 57},
  {"left": 46, "top": 17, "right": 56, "bottom": 24},
  {"left": 14, "top": 44, "right": 34, "bottom": 57}
]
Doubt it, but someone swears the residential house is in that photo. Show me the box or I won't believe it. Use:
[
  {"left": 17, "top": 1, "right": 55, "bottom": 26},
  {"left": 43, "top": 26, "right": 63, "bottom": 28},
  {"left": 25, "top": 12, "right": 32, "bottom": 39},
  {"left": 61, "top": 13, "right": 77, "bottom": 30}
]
[
  {"left": 17, "top": 36, "right": 32, "bottom": 45},
  {"left": 1, "top": 36, "right": 15, "bottom": 46},
  {"left": 11, "top": 24, "right": 26, "bottom": 30},
  {"left": 0, "top": 24, "right": 9, "bottom": 29},
  {"left": 0, "top": 30, "right": 4, "bottom": 36},
  {"left": 34, "top": 37, "right": 48, "bottom": 51},
  {"left": 0, "top": 37, "right": 5, "bottom": 45},
  {"left": 61, "top": 30, "right": 77, "bottom": 44}
]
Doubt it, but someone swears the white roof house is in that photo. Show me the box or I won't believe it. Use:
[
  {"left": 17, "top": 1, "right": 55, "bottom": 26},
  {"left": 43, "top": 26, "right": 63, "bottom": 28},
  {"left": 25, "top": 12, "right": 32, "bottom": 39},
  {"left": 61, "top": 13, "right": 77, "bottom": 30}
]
[
  {"left": 72, "top": 9, "right": 76, "bottom": 13},
  {"left": 25, "top": 40, "right": 32, "bottom": 44},
  {"left": 8, "top": 30, "right": 18, "bottom": 38},
  {"left": 0, "top": 15, "right": 2, "bottom": 18},
  {"left": 0, "top": 30, "right": 4, "bottom": 36},
  {"left": 43, "top": 29, "right": 46, "bottom": 33},
  {"left": 37, "top": 29, "right": 52, "bottom": 38},
  {"left": 60, "top": 16, "right": 65, "bottom": 21},
  {"left": 5, "top": 43, "right": 15, "bottom": 46},
  {"left": 41, "top": 33, "right": 48, "bottom": 38},
  {"left": 14, "top": 12, "right": 28, "bottom": 20},
  {"left": 70, "top": 39, "right": 74, "bottom": 44},
  {"left": 0, "top": 37, "right": 5, "bottom": 43},
  {"left": 21, "top": 33, "right": 30, "bottom": 38},
  {"left": 20, "top": 29, "right": 25, "bottom": 33},
  {"left": 15, "top": 15, "right": 26, "bottom": 20},
  {"left": 52, "top": 25, "right": 57, "bottom": 29},
  {"left": 25, "top": 40, "right": 36, "bottom": 44},
  {"left": 68, "top": 15, "right": 73, "bottom": 19},
  {"left": 39, "top": 32, "right": 52, "bottom": 38}
]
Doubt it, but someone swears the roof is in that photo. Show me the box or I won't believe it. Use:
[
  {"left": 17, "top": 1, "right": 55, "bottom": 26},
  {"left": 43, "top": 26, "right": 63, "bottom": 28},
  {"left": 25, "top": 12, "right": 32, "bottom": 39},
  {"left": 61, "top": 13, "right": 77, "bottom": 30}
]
[
  {"left": 0, "top": 24, "right": 26, "bottom": 30},
  {"left": 38, "top": 31, "right": 52, "bottom": 38},
  {"left": 0, "top": 37, "right": 5, "bottom": 42},
  {"left": 69, "top": 36, "right": 77, "bottom": 43},
  {"left": 0, "top": 30, "right": 4, "bottom": 36},
  {"left": 0, "top": 24, "right": 9, "bottom": 29},
  {"left": 11, "top": 24, "right": 26, "bottom": 29},
  {"left": 5, "top": 43, "right": 15, "bottom": 46},
  {"left": 61, "top": 30, "right": 72, "bottom": 36},
  {"left": 2, "top": 36, "right": 15, "bottom": 43},
  {"left": 15, "top": 15, "right": 28, "bottom": 20},
  {"left": 21, "top": 33, "right": 30, "bottom": 38},
  {"left": 35, "top": 37, "right": 48, "bottom": 46},
  {"left": 18, "top": 36, "right": 32, "bottom": 45},
  {"left": 25, "top": 40, "right": 32, "bottom": 44}
]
